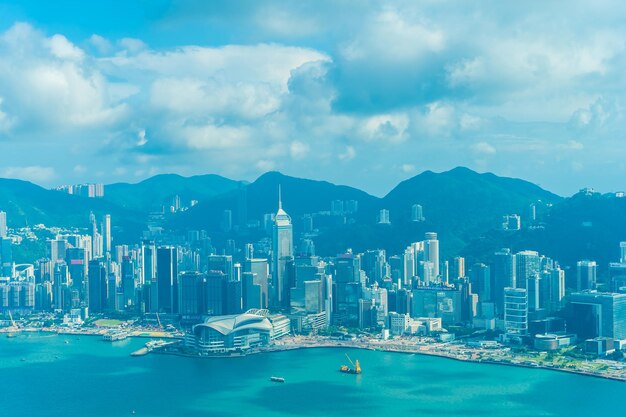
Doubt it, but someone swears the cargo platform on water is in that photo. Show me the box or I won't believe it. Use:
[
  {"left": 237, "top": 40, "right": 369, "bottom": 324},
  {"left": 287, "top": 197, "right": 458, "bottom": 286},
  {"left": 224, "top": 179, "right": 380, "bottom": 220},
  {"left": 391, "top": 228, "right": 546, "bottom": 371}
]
[{"left": 340, "top": 354, "right": 362, "bottom": 374}]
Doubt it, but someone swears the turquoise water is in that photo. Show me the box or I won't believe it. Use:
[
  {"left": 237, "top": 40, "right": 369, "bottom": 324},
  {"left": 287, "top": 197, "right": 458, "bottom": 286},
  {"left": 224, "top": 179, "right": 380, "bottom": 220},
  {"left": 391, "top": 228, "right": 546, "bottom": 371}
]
[{"left": 1, "top": 334, "right": 624, "bottom": 417}]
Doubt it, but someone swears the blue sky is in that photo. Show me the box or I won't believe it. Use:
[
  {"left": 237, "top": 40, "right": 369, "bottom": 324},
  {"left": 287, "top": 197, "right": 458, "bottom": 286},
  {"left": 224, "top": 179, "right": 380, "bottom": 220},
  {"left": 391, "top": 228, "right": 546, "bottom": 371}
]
[{"left": 0, "top": 0, "right": 625, "bottom": 196}]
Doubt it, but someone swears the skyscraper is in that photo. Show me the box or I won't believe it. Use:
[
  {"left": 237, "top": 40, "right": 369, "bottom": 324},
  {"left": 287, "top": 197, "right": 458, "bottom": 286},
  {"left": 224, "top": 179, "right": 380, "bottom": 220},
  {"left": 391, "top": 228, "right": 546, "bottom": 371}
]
[
  {"left": 141, "top": 240, "right": 157, "bottom": 312},
  {"left": 493, "top": 248, "right": 516, "bottom": 316},
  {"left": 272, "top": 187, "right": 293, "bottom": 308},
  {"left": 87, "top": 259, "right": 107, "bottom": 313},
  {"left": 504, "top": 287, "right": 528, "bottom": 337},
  {"left": 411, "top": 204, "right": 425, "bottom": 222},
  {"left": 102, "top": 214, "right": 111, "bottom": 255},
  {"left": 157, "top": 246, "right": 178, "bottom": 313},
  {"left": 576, "top": 260, "right": 597, "bottom": 291},
  {"left": 0, "top": 211, "right": 6, "bottom": 237},
  {"left": 515, "top": 250, "right": 540, "bottom": 289},
  {"left": 424, "top": 232, "right": 439, "bottom": 279},
  {"left": 378, "top": 209, "right": 391, "bottom": 224}
]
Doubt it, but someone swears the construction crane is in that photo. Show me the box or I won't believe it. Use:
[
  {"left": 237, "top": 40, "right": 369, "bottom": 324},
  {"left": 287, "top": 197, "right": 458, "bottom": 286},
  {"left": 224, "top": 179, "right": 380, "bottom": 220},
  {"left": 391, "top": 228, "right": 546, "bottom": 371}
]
[
  {"left": 8, "top": 310, "right": 17, "bottom": 329},
  {"left": 155, "top": 312, "right": 163, "bottom": 329},
  {"left": 340, "top": 353, "right": 362, "bottom": 374}
]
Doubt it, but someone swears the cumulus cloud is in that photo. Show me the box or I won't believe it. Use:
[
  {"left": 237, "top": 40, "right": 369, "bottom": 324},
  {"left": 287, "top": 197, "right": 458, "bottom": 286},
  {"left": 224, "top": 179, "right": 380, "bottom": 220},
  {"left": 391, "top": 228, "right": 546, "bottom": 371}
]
[{"left": 2, "top": 1, "right": 626, "bottom": 195}]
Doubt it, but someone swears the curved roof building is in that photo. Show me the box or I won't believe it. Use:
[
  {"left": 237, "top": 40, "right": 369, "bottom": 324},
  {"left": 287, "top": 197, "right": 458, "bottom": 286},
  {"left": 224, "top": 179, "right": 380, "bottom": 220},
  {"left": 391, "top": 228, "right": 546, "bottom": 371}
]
[
  {"left": 186, "top": 309, "right": 289, "bottom": 354},
  {"left": 192, "top": 309, "right": 272, "bottom": 337}
]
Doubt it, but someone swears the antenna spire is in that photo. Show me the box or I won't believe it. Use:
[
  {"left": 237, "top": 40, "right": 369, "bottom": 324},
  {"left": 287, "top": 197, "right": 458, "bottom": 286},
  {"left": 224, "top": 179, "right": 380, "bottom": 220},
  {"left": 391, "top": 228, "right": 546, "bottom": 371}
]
[{"left": 278, "top": 184, "right": 282, "bottom": 210}]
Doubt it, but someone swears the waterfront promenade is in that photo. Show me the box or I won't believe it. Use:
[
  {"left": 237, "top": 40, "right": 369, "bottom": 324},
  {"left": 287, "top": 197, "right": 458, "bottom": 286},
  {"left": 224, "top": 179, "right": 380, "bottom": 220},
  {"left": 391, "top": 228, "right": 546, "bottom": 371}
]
[{"left": 265, "top": 335, "right": 626, "bottom": 382}]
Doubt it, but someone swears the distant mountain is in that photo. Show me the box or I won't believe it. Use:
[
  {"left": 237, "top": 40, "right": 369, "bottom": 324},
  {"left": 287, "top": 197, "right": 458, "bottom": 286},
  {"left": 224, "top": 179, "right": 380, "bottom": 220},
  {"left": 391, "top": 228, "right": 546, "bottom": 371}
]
[
  {"left": 171, "top": 168, "right": 561, "bottom": 259},
  {"left": 9, "top": 167, "right": 617, "bottom": 272},
  {"left": 383, "top": 166, "right": 560, "bottom": 237},
  {"left": 0, "top": 178, "right": 144, "bottom": 242},
  {"left": 170, "top": 171, "right": 379, "bottom": 231},
  {"left": 104, "top": 174, "right": 241, "bottom": 212},
  {"left": 459, "top": 192, "right": 626, "bottom": 271},
  {"left": 314, "top": 167, "right": 561, "bottom": 257}
]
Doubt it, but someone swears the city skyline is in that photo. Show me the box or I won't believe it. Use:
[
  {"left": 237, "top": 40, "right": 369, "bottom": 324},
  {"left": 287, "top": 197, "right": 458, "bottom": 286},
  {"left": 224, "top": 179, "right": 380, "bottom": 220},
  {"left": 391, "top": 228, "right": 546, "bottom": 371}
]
[{"left": 1, "top": 1, "right": 626, "bottom": 195}]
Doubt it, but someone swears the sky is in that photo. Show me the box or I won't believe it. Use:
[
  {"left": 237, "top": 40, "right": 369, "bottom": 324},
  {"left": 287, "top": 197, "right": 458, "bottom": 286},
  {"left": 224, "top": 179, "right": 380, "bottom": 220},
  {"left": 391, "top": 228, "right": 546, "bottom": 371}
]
[{"left": 0, "top": 0, "right": 625, "bottom": 196}]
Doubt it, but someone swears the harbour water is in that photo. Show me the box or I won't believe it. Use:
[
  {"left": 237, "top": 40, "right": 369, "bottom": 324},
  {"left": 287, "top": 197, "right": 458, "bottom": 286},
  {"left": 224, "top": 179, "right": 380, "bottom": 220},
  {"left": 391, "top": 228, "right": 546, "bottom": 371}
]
[{"left": 2, "top": 333, "right": 624, "bottom": 417}]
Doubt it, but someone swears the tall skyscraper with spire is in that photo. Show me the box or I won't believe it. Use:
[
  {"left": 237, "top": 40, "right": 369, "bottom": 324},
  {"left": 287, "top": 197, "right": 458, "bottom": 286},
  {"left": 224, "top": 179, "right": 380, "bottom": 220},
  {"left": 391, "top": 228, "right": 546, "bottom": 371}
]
[{"left": 272, "top": 186, "right": 293, "bottom": 308}]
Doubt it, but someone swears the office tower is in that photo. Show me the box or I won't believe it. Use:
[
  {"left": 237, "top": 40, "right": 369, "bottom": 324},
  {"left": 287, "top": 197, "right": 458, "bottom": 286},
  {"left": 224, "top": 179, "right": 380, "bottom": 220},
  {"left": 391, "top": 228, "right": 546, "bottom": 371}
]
[
  {"left": 332, "top": 252, "right": 363, "bottom": 325},
  {"left": 411, "top": 204, "right": 425, "bottom": 222},
  {"left": 272, "top": 187, "right": 293, "bottom": 308},
  {"left": 424, "top": 232, "right": 439, "bottom": 279},
  {"left": 205, "top": 270, "right": 227, "bottom": 315},
  {"left": 49, "top": 239, "right": 67, "bottom": 263},
  {"left": 0, "top": 211, "right": 6, "bottom": 237},
  {"left": 0, "top": 237, "right": 13, "bottom": 277},
  {"left": 208, "top": 255, "right": 234, "bottom": 281},
  {"left": 244, "top": 258, "right": 269, "bottom": 308},
  {"left": 363, "top": 249, "right": 386, "bottom": 284},
  {"left": 568, "top": 291, "right": 626, "bottom": 340},
  {"left": 363, "top": 283, "right": 388, "bottom": 325},
  {"left": 66, "top": 247, "right": 87, "bottom": 300},
  {"left": 546, "top": 267, "right": 565, "bottom": 312},
  {"left": 121, "top": 256, "right": 135, "bottom": 309},
  {"left": 358, "top": 299, "right": 375, "bottom": 329},
  {"left": 621, "top": 242, "right": 626, "bottom": 263},
  {"left": 156, "top": 246, "right": 178, "bottom": 313},
  {"left": 504, "top": 287, "right": 528, "bottom": 336},
  {"left": 469, "top": 263, "right": 491, "bottom": 302},
  {"left": 87, "top": 259, "right": 107, "bottom": 313},
  {"left": 526, "top": 274, "right": 541, "bottom": 312},
  {"left": 418, "top": 261, "right": 435, "bottom": 285},
  {"left": 102, "top": 214, "right": 111, "bottom": 254},
  {"left": 493, "top": 248, "right": 516, "bottom": 316},
  {"left": 53, "top": 262, "right": 70, "bottom": 310},
  {"left": 245, "top": 243, "right": 254, "bottom": 260},
  {"left": 388, "top": 255, "right": 403, "bottom": 283},
  {"left": 515, "top": 250, "right": 540, "bottom": 289},
  {"left": 290, "top": 262, "right": 325, "bottom": 314},
  {"left": 141, "top": 240, "right": 157, "bottom": 312},
  {"left": 395, "top": 288, "right": 411, "bottom": 315},
  {"left": 178, "top": 271, "right": 205, "bottom": 316},
  {"left": 576, "top": 260, "right": 597, "bottom": 291},
  {"left": 242, "top": 272, "right": 262, "bottom": 310},
  {"left": 378, "top": 209, "right": 390, "bottom": 224},
  {"left": 402, "top": 247, "right": 415, "bottom": 287},
  {"left": 411, "top": 287, "right": 463, "bottom": 325},
  {"left": 452, "top": 257, "right": 465, "bottom": 279}
]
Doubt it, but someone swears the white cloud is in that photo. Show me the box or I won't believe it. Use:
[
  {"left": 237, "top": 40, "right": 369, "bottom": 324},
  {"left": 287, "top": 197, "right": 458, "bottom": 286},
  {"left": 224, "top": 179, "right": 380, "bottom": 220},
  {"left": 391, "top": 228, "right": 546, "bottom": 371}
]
[
  {"left": 338, "top": 145, "right": 356, "bottom": 161},
  {"left": 289, "top": 141, "right": 310, "bottom": 159},
  {"left": 1, "top": 166, "right": 56, "bottom": 183},
  {"left": 136, "top": 129, "right": 148, "bottom": 146},
  {"left": 401, "top": 164, "right": 416, "bottom": 173},
  {"left": 361, "top": 113, "right": 409, "bottom": 142},
  {"left": 471, "top": 142, "right": 497, "bottom": 155}
]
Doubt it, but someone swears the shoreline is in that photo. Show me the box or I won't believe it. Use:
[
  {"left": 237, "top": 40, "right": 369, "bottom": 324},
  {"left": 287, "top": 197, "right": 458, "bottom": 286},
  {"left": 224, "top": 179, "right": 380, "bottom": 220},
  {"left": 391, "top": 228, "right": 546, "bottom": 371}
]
[
  {"left": 5, "top": 328, "right": 625, "bottom": 383},
  {"left": 156, "top": 338, "right": 626, "bottom": 383}
]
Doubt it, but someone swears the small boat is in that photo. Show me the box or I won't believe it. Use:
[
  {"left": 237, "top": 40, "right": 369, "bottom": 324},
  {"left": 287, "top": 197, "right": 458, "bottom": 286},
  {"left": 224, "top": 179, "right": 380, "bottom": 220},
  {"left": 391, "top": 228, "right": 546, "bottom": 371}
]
[
  {"left": 270, "top": 376, "right": 285, "bottom": 383},
  {"left": 20, "top": 358, "right": 26, "bottom": 362},
  {"left": 340, "top": 354, "right": 362, "bottom": 374}
]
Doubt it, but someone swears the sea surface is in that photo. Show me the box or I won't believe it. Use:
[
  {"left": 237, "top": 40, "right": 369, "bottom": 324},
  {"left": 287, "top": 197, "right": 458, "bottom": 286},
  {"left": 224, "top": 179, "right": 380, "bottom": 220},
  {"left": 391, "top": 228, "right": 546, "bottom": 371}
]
[{"left": 1, "top": 333, "right": 624, "bottom": 417}]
